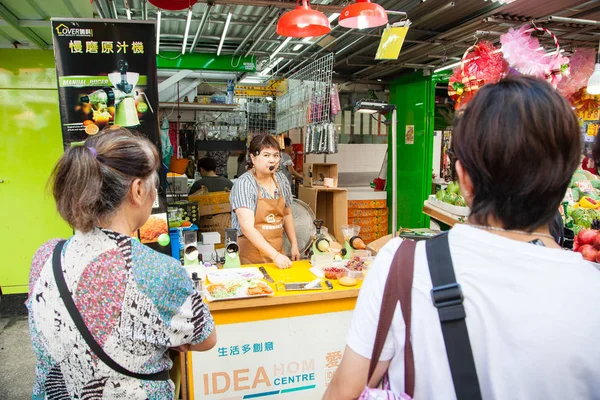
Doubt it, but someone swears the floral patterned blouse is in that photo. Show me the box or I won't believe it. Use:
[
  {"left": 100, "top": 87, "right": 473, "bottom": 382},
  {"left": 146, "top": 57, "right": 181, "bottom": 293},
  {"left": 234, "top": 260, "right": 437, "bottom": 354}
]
[{"left": 27, "top": 228, "right": 214, "bottom": 399}]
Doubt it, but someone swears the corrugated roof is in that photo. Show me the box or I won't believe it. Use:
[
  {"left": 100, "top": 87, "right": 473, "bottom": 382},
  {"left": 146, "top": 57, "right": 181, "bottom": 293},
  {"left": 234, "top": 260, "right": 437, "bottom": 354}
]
[
  {"left": 0, "top": 0, "right": 93, "bottom": 49},
  {"left": 1, "top": 0, "right": 599, "bottom": 82}
]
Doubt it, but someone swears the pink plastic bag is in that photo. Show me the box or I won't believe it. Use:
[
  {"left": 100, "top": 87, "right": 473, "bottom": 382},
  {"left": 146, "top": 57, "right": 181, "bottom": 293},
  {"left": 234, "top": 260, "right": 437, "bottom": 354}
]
[
  {"left": 330, "top": 84, "right": 341, "bottom": 115},
  {"left": 359, "top": 375, "right": 412, "bottom": 400}
]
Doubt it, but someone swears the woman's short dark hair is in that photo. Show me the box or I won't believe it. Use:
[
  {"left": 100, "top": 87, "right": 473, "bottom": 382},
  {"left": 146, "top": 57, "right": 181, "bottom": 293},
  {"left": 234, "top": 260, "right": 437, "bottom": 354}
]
[
  {"left": 197, "top": 157, "right": 217, "bottom": 172},
  {"left": 284, "top": 137, "right": 292, "bottom": 147},
  {"left": 247, "top": 134, "right": 280, "bottom": 168},
  {"left": 249, "top": 134, "right": 280, "bottom": 156},
  {"left": 50, "top": 128, "right": 160, "bottom": 232},
  {"left": 452, "top": 76, "right": 581, "bottom": 230}
]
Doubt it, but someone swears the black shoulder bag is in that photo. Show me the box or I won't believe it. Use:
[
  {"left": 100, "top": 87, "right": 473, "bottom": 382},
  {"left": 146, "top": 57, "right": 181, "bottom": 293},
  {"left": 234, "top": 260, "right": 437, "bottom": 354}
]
[
  {"left": 52, "top": 240, "right": 170, "bottom": 381},
  {"left": 426, "top": 233, "right": 483, "bottom": 400}
]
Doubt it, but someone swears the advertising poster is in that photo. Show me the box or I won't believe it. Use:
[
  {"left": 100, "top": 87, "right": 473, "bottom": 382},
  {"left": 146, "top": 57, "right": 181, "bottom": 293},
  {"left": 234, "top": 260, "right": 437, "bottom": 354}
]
[
  {"left": 375, "top": 23, "right": 410, "bottom": 60},
  {"left": 51, "top": 19, "right": 170, "bottom": 255},
  {"left": 191, "top": 311, "right": 352, "bottom": 399},
  {"left": 405, "top": 125, "right": 415, "bottom": 145}
]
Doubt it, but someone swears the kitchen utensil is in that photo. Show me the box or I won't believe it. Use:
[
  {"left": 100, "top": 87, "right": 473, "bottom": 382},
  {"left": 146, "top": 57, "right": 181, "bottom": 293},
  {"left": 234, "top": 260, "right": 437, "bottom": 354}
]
[
  {"left": 276, "top": 280, "right": 334, "bottom": 291},
  {"left": 259, "top": 266, "right": 275, "bottom": 283}
]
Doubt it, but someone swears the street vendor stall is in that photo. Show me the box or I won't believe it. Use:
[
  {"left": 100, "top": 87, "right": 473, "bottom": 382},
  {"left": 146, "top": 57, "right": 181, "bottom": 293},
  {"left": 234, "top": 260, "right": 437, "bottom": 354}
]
[
  {"left": 185, "top": 260, "right": 361, "bottom": 400},
  {"left": 422, "top": 200, "right": 464, "bottom": 228}
]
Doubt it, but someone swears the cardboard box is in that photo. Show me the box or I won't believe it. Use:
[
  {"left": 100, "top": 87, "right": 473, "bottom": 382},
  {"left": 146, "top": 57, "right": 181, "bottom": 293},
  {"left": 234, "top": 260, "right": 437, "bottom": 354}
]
[
  {"left": 361, "top": 231, "right": 389, "bottom": 244},
  {"left": 298, "top": 186, "right": 347, "bottom": 243},
  {"left": 349, "top": 216, "right": 388, "bottom": 226},
  {"left": 188, "top": 191, "right": 232, "bottom": 216},
  {"left": 347, "top": 199, "right": 387, "bottom": 209},
  {"left": 188, "top": 191, "right": 230, "bottom": 205},
  {"left": 366, "top": 233, "right": 397, "bottom": 255},
  {"left": 199, "top": 202, "right": 232, "bottom": 216},
  {"left": 303, "top": 163, "right": 338, "bottom": 188},
  {"left": 355, "top": 222, "right": 388, "bottom": 234},
  {"left": 197, "top": 213, "right": 230, "bottom": 247},
  {"left": 348, "top": 208, "right": 388, "bottom": 218}
]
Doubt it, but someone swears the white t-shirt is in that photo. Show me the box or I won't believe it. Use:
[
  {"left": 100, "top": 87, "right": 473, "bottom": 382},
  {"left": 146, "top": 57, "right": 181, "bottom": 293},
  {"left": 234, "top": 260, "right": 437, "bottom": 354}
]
[{"left": 347, "top": 225, "right": 600, "bottom": 399}]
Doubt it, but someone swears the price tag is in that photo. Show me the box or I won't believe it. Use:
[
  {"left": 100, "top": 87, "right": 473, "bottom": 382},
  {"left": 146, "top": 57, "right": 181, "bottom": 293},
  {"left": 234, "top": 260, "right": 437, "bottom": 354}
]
[
  {"left": 565, "top": 188, "right": 575, "bottom": 205},
  {"left": 577, "top": 180, "right": 594, "bottom": 193},
  {"left": 587, "top": 123, "right": 599, "bottom": 137},
  {"left": 581, "top": 109, "right": 600, "bottom": 121}
]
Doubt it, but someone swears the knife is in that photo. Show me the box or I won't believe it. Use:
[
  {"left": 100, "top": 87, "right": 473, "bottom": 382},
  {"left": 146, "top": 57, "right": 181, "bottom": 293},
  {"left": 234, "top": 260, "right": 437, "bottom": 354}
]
[{"left": 259, "top": 266, "right": 274, "bottom": 283}]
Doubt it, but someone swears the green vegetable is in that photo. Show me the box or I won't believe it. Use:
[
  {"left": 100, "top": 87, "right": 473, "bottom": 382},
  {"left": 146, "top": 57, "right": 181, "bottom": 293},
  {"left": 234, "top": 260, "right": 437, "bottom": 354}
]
[
  {"left": 455, "top": 196, "right": 467, "bottom": 207},
  {"left": 447, "top": 182, "right": 460, "bottom": 195},
  {"left": 572, "top": 188, "right": 581, "bottom": 202},
  {"left": 583, "top": 170, "right": 598, "bottom": 181},
  {"left": 576, "top": 213, "right": 593, "bottom": 228},
  {"left": 570, "top": 207, "right": 584, "bottom": 219},
  {"left": 435, "top": 189, "right": 446, "bottom": 201},
  {"left": 573, "top": 172, "right": 588, "bottom": 183},
  {"left": 445, "top": 192, "right": 459, "bottom": 205}
]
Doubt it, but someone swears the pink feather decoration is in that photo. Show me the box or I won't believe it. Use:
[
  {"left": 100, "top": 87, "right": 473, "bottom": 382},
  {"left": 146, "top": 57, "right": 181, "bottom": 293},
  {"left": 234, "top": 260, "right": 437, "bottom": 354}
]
[
  {"left": 501, "top": 26, "right": 547, "bottom": 78},
  {"left": 500, "top": 25, "right": 570, "bottom": 87},
  {"left": 557, "top": 47, "right": 596, "bottom": 99}
]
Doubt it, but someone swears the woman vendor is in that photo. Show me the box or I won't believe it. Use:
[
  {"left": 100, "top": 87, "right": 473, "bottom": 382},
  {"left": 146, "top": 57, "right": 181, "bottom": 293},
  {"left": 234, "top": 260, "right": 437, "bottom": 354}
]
[{"left": 230, "top": 134, "right": 300, "bottom": 268}]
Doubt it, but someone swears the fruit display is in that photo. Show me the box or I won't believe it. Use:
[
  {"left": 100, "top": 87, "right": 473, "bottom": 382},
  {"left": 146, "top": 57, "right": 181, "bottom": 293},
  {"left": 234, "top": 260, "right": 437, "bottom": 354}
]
[
  {"left": 205, "top": 279, "right": 274, "bottom": 301},
  {"left": 338, "top": 276, "right": 358, "bottom": 287},
  {"left": 573, "top": 229, "right": 600, "bottom": 263},
  {"left": 323, "top": 266, "right": 346, "bottom": 280},
  {"left": 346, "top": 256, "right": 365, "bottom": 271},
  {"left": 435, "top": 181, "right": 467, "bottom": 207},
  {"left": 563, "top": 169, "right": 600, "bottom": 234}
]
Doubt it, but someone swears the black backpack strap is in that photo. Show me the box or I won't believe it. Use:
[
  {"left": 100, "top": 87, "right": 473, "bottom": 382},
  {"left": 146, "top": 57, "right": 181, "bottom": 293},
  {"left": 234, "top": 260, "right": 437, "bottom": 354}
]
[
  {"left": 426, "top": 233, "right": 482, "bottom": 400},
  {"left": 52, "top": 240, "right": 170, "bottom": 381}
]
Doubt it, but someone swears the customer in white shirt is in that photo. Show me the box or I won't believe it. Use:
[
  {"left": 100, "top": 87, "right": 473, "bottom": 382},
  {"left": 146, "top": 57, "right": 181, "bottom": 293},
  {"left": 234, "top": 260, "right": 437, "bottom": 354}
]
[{"left": 323, "top": 76, "right": 600, "bottom": 400}]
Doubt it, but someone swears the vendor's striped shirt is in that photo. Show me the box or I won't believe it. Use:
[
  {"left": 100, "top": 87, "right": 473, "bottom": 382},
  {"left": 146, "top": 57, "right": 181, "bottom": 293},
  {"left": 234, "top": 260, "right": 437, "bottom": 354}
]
[{"left": 230, "top": 171, "right": 293, "bottom": 235}]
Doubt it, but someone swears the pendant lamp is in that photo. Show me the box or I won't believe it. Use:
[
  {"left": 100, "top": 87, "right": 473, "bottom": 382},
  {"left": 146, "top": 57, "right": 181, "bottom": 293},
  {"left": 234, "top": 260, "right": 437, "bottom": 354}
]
[
  {"left": 339, "top": 0, "right": 388, "bottom": 29},
  {"left": 148, "top": 0, "right": 197, "bottom": 11},
  {"left": 276, "top": 0, "right": 331, "bottom": 38},
  {"left": 587, "top": 40, "right": 600, "bottom": 95}
]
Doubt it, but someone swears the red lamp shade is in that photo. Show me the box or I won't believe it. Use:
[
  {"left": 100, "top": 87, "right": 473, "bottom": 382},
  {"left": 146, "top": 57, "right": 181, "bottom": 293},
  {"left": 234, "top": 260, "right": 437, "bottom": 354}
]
[
  {"left": 148, "top": 0, "right": 197, "bottom": 11},
  {"left": 338, "top": 0, "right": 388, "bottom": 29},
  {"left": 276, "top": 0, "right": 331, "bottom": 38}
]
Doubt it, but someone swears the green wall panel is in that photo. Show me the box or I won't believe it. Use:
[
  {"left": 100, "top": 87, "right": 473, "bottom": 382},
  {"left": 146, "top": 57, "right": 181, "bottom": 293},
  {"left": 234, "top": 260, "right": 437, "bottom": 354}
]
[
  {"left": 387, "top": 72, "right": 434, "bottom": 230},
  {"left": 0, "top": 49, "right": 71, "bottom": 295}
]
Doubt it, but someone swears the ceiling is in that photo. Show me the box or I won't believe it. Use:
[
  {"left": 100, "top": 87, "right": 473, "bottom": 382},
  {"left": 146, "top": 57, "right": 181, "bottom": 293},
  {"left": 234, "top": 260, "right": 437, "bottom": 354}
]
[{"left": 1, "top": 0, "right": 600, "bottom": 88}]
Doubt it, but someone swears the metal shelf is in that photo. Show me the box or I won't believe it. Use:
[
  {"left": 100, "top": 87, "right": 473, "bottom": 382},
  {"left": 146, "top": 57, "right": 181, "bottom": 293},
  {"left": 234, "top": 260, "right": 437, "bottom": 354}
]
[
  {"left": 159, "top": 102, "right": 241, "bottom": 112},
  {"left": 196, "top": 140, "right": 247, "bottom": 152}
]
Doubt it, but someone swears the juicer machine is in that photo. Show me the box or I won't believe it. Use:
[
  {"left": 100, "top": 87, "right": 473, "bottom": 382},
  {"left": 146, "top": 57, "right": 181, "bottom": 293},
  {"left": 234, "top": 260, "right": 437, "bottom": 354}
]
[
  {"left": 223, "top": 228, "right": 241, "bottom": 269},
  {"left": 341, "top": 224, "right": 367, "bottom": 259},
  {"left": 311, "top": 219, "right": 330, "bottom": 256},
  {"left": 81, "top": 60, "right": 152, "bottom": 128}
]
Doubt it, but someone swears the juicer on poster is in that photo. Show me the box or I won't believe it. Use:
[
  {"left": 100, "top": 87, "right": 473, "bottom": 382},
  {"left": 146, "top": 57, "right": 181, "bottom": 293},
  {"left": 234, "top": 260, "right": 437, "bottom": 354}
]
[{"left": 80, "top": 59, "right": 153, "bottom": 128}]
